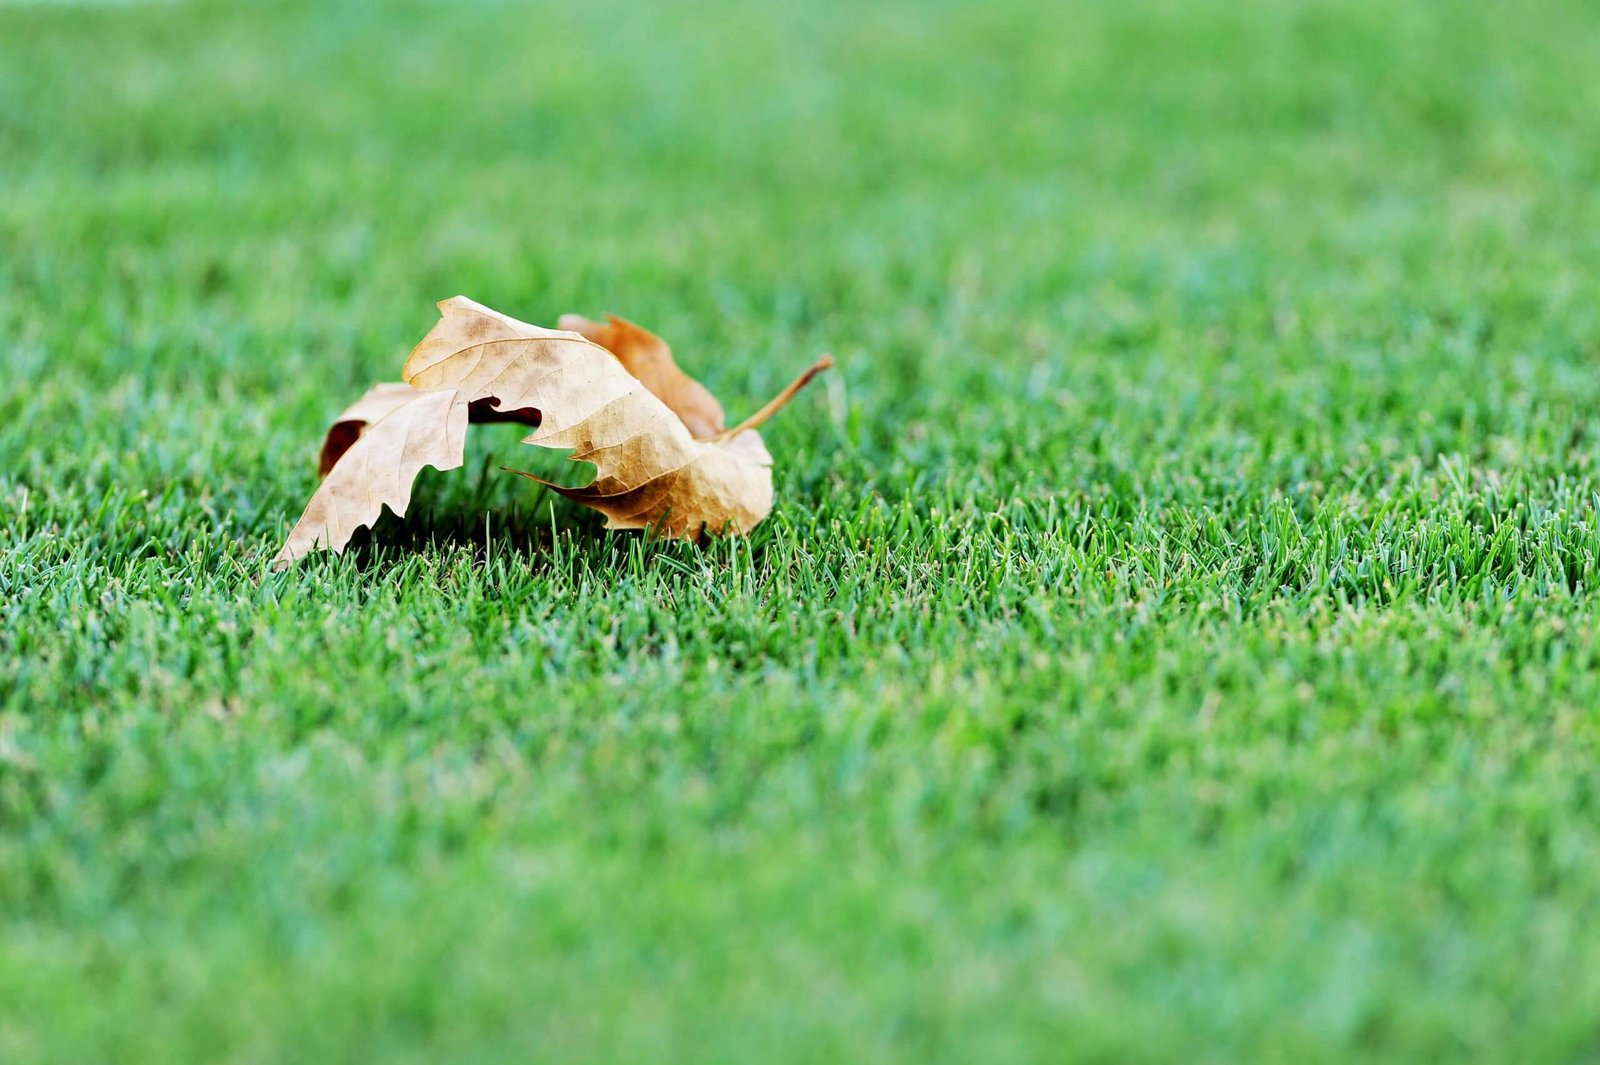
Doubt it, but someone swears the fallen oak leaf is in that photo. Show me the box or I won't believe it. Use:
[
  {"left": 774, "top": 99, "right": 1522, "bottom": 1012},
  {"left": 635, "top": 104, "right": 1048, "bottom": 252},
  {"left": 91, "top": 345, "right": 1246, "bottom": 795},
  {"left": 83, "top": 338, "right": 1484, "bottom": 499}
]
[{"left": 273, "top": 296, "right": 831, "bottom": 569}]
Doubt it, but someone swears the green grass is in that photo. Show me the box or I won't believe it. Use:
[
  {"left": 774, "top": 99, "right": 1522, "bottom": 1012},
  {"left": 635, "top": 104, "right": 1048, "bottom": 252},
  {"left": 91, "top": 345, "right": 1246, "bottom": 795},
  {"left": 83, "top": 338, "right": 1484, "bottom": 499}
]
[{"left": 5, "top": 0, "right": 1600, "bottom": 1060}]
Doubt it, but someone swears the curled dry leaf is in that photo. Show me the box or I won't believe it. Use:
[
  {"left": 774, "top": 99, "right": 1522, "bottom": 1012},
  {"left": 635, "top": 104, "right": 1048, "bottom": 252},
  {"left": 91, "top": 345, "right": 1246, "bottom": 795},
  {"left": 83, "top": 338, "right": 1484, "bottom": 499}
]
[{"left": 273, "top": 296, "right": 831, "bottom": 569}]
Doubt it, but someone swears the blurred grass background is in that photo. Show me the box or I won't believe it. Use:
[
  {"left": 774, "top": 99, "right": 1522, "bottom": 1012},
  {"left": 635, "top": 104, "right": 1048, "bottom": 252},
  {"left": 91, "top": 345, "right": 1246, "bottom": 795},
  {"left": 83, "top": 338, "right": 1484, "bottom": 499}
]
[{"left": 4, "top": 0, "right": 1600, "bottom": 1061}]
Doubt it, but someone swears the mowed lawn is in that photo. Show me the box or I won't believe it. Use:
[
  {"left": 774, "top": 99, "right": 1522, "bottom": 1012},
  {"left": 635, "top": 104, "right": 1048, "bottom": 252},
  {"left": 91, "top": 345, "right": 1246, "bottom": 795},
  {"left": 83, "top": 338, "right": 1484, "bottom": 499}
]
[{"left": 5, "top": 0, "right": 1600, "bottom": 1060}]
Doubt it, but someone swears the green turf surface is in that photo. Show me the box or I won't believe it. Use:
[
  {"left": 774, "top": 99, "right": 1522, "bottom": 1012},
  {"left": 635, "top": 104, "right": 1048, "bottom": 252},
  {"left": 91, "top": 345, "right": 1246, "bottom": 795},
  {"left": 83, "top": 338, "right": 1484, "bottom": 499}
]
[{"left": 5, "top": 0, "right": 1600, "bottom": 1060}]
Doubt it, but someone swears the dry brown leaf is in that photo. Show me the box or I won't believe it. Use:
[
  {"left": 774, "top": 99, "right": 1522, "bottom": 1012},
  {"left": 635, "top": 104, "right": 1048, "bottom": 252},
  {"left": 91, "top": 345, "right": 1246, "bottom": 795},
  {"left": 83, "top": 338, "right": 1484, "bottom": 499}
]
[{"left": 274, "top": 296, "right": 831, "bottom": 569}]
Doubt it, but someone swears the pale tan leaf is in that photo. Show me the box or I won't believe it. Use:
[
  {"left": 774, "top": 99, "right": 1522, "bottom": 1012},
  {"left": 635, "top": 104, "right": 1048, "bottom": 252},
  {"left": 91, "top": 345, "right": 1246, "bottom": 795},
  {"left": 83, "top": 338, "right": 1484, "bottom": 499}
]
[{"left": 274, "top": 295, "right": 830, "bottom": 566}]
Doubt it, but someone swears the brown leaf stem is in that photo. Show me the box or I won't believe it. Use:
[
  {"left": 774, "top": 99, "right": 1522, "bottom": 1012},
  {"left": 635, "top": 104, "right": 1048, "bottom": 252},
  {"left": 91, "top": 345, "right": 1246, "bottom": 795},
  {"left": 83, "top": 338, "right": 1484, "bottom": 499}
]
[{"left": 708, "top": 354, "right": 834, "bottom": 445}]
